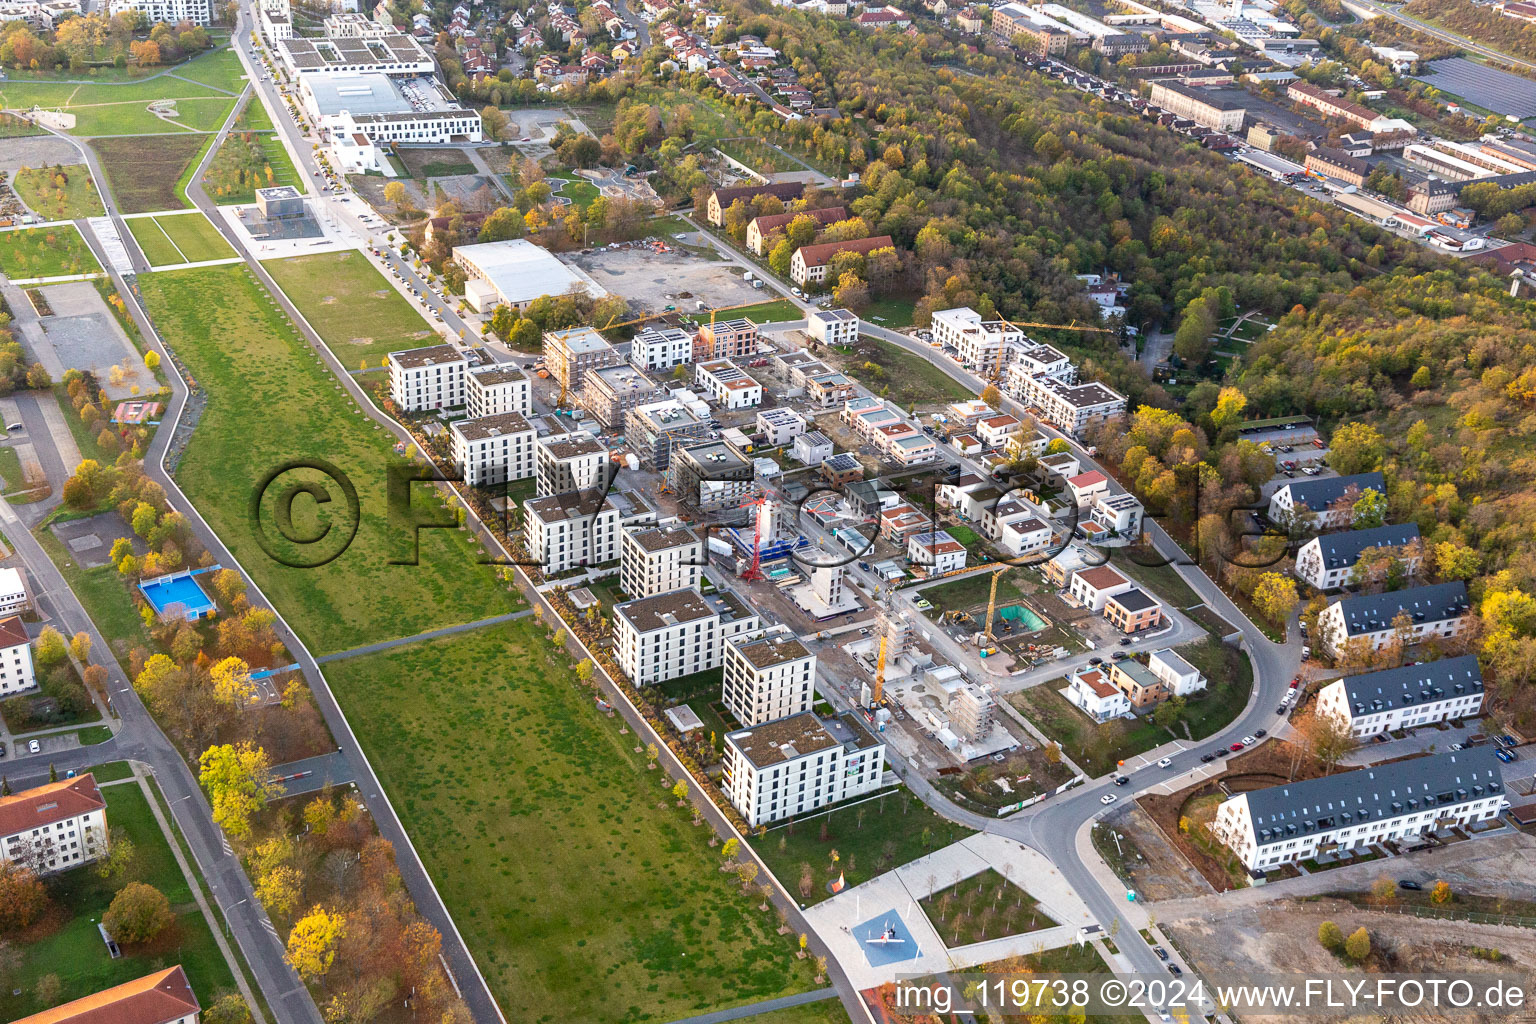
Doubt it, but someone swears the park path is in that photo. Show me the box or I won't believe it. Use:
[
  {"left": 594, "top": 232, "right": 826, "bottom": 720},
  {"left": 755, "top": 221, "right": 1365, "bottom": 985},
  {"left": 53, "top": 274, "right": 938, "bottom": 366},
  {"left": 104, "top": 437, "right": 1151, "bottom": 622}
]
[
  {"left": 314, "top": 608, "right": 534, "bottom": 664},
  {"left": 662, "top": 988, "right": 841, "bottom": 1024}
]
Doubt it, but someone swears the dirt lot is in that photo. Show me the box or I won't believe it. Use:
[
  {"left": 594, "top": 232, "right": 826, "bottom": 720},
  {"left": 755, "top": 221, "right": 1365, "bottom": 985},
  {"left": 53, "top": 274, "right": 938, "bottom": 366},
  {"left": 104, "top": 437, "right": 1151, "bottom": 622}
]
[
  {"left": 570, "top": 246, "right": 762, "bottom": 314},
  {"left": 1106, "top": 803, "right": 1216, "bottom": 901},
  {"left": 1165, "top": 898, "right": 1536, "bottom": 1024}
]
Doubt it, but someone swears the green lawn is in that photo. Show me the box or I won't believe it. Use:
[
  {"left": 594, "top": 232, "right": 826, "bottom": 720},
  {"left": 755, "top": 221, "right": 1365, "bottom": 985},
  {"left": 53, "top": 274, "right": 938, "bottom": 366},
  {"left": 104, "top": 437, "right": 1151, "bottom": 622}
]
[
  {"left": 548, "top": 170, "right": 600, "bottom": 211},
  {"left": 265, "top": 251, "right": 439, "bottom": 367},
  {"left": 1110, "top": 550, "right": 1205, "bottom": 610},
  {"left": 752, "top": 790, "right": 973, "bottom": 906},
  {"left": 0, "top": 225, "right": 102, "bottom": 279},
  {"left": 859, "top": 294, "right": 918, "bottom": 329},
  {"left": 153, "top": 212, "right": 235, "bottom": 262},
  {"left": 918, "top": 568, "right": 1031, "bottom": 615},
  {"left": 715, "top": 138, "right": 801, "bottom": 174},
  {"left": 0, "top": 780, "right": 240, "bottom": 1022},
  {"left": 708, "top": 298, "right": 800, "bottom": 323},
  {"left": 202, "top": 129, "right": 305, "bottom": 205},
  {"left": 1009, "top": 639, "right": 1253, "bottom": 776},
  {"left": 169, "top": 46, "right": 249, "bottom": 93},
  {"left": 0, "top": 446, "right": 26, "bottom": 493},
  {"left": 35, "top": 527, "right": 154, "bottom": 670},
  {"left": 12, "top": 164, "right": 105, "bottom": 220},
  {"left": 0, "top": 74, "right": 235, "bottom": 136},
  {"left": 323, "top": 621, "right": 815, "bottom": 1023},
  {"left": 841, "top": 337, "right": 970, "bottom": 408},
  {"left": 137, "top": 264, "right": 520, "bottom": 655},
  {"left": 735, "top": 1001, "right": 850, "bottom": 1024},
  {"left": 125, "top": 217, "right": 186, "bottom": 267},
  {"left": 919, "top": 868, "right": 1058, "bottom": 948},
  {"left": 234, "top": 93, "right": 274, "bottom": 131}
]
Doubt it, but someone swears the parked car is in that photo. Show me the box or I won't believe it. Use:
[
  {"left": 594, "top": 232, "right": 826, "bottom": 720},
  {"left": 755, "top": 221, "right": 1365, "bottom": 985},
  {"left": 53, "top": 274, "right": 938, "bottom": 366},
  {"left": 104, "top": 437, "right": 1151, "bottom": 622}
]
[
  {"left": 1450, "top": 743, "right": 1463, "bottom": 751},
  {"left": 1276, "top": 706, "right": 1287, "bottom": 715},
  {"left": 1213, "top": 748, "right": 1229, "bottom": 757},
  {"left": 1155, "top": 946, "right": 1170, "bottom": 960},
  {"left": 1229, "top": 742, "right": 1244, "bottom": 752},
  {"left": 27, "top": 739, "right": 39, "bottom": 754},
  {"left": 1254, "top": 729, "right": 1267, "bottom": 738},
  {"left": 1113, "top": 775, "right": 1129, "bottom": 786},
  {"left": 1503, "top": 734, "right": 1520, "bottom": 747},
  {"left": 1496, "top": 748, "right": 1515, "bottom": 763},
  {"left": 1200, "top": 753, "right": 1215, "bottom": 763},
  {"left": 1166, "top": 964, "right": 1182, "bottom": 976},
  {"left": 1399, "top": 879, "right": 1423, "bottom": 891},
  {"left": 1089, "top": 657, "right": 1103, "bottom": 666},
  {"left": 1118, "top": 637, "right": 1132, "bottom": 646}
]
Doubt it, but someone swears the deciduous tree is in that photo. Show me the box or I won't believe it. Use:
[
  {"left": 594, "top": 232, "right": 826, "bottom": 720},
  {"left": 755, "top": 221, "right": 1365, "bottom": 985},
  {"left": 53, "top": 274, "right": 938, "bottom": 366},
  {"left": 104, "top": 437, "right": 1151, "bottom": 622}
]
[
  {"left": 286, "top": 906, "right": 345, "bottom": 981},
  {"left": 198, "top": 742, "right": 280, "bottom": 840},
  {"left": 103, "top": 882, "right": 173, "bottom": 943}
]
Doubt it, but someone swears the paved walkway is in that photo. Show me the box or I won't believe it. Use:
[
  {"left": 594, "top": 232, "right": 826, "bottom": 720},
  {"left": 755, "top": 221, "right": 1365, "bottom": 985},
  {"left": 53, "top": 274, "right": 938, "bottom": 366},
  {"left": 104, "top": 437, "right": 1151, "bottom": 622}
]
[
  {"left": 314, "top": 608, "right": 533, "bottom": 664},
  {"left": 663, "top": 989, "right": 840, "bottom": 1024}
]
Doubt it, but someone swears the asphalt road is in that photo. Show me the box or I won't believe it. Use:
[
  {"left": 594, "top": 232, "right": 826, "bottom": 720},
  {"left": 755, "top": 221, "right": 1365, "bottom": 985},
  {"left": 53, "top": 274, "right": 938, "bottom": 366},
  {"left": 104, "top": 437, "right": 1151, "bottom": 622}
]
[{"left": 1346, "top": 0, "right": 1536, "bottom": 73}]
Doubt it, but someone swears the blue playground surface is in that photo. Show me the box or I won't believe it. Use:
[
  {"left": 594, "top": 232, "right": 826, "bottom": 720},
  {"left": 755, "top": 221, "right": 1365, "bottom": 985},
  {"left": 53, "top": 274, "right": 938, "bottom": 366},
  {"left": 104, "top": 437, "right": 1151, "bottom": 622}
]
[
  {"left": 139, "top": 569, "right": 217, "bottom": 621},
  {"left": 854, "top": 908, "right": 921, "bottom": 967}
]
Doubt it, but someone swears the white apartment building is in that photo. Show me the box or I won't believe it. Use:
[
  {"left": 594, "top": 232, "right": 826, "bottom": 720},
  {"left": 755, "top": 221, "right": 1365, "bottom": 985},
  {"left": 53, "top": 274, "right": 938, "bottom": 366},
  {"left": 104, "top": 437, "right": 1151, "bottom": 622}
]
[
  {"left": 620, "top": 523, "right": 703, "bottom": 599},
  {"left": 976, "top": 413, "right": 1022, "bottom": 448},
  {"left": 1064, "top": 667, "right": 1131, "bottom": 722},
  {"left": 535, "top": 433, "right": 608, "bottom": 497},
  {"left": 613, "top": 588, "right": 760, "bottom": 685},
  {"left": 1148, "top": 648, "right": 1206, "bottom": 697},
  {"left": 450, "top": 412, "right": 536, "bottom": 488},
  {"left": 1213, "top": 750, "right": 1506, "bottom": 872},
  {"left": 793, "top": 430, "right": 833, "bottom": 466},
  {"left": 630, "top": 326, "right": 694, "bottom": 371},
  {"left": 996, "top": 514, "right": 1052, "bottom": 559},
  {"left": 524, "top": 489, "right": 631, "bottom": 574},
  {"left": 931, "top": 307, "right": 1023, "bottom": 368},
  {"left": 388, "top": 345, "right": 467, "bottom": 412},
  {"left": 1268, "top": 472, "right": 1386, "bottom": 530},
  {"left": 1316, "top": 655, "right": 1483, "bottom": 738},
  {"left": 1294, "top": 523, "right": 1422, "bottom": 591},
  {"left": 723, "top": 711, "right": 885, "bottom": 826},
  {"left": 0, "top": 774, "right": 107, "bottom": 875},
  {"left": 1090, "top": 492, "right": 1144, "bottom": 540},
  {"left": 466, "top": 365, "right": 532, "bottom": 419},
  {"left": 1028, "top": 377, "right": 1126, "bottom": 436},
  {"left": 694, "top": 360, "right": 763, "bottom": 409},
  {"left": 1318, "top": 582, "right": 1470, "bottom": 655},
  {"left": 0, "top": 616, "right": 35, "bottom": 698},
  {"left": 260, "top": 0, "right": 293, "bottom": 39},
  {"left": 0, "top": 567, "right": 27, "bottom": 615},
  {"left": 1067, "top": 565, "right": 1135, "bottom": 611},
  {"left": 109, "top": 0, "right": 211, "bottom": 24},
  {"left": 806, "top": 308, "right": 860, "bottom": 346},
  {"left": 722, "top": 625, "right": 816, "bottom": 727},
  {"left": 756, "top": 408, "right": 807, "bottom": 446},
  {"left": 908, "top": 531, "right": 967, "bottom": 574}
]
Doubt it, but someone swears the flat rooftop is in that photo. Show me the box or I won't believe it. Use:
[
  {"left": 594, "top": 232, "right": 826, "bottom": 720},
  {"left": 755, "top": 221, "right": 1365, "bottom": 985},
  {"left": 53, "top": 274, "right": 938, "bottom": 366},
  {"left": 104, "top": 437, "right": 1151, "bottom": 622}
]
[
  {"left": 617, "top": 588, "right": 715, "bottom": 632},
  {"left": 391, "top": 344, "right": 463, "bottom": 369},
  {"left": 732, "top": 630, "right": 812, "bottom": 669},
  {"left": 727, "top": 712, "right": 841, "bottom": 768},
  {"left": 456, "top": 240, "right": 605, "bottom": 305},
  {"left": 627, "top": 523, "right": 701, "bottom": 553},
  {"left": 452, "top": 411, "right": 533, "bottom": 441}
]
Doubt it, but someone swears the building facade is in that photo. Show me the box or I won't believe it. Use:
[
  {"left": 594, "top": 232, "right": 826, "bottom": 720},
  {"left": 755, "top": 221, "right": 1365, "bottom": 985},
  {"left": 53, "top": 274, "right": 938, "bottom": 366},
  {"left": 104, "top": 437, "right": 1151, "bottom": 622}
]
[
  {"left": 1316, "top": 655, "right": 1483, "bottom": 737},
  {"left": 1318, "top": 581, "right": 1471, "bottom": 655},
  {"left": 630, "top": 326, "right": 694, "bottom": 371},
  {"left": 0, "top": 774, "right": 107, "bottom": 874},
  {"left": 1267, "top": 472, "right": 1385, "bottom": 530},
  {"left": 536, "top": 433, "right": 608, "bottom": 496},
  {"left": 614, "top": 588, "right": 760, "bottom": 685},
  {"left": 545, "top": 326, "right": 622, "bottom": 391},
  {"left": 450, "top": 412, "right": 536, "bottom": 487},
  {"left": 388, "top": 345, "right": 467, "bottom": 412},
  {"left": 0, "top": 615, "right": 35, "bottom": 697},
  {"left": 620, "top": 523, "right": 703, "bottom": 599},
  {"left": 806, "top": 308, "right": 861, "bottom": 346},
  {"left": 722, "top": 625, "right": 816, "bottom": 727},
  {"left": 790, "top": 236, "right": 895, "bottom": 287},
  {"left": 1294, "top": 523, "right": 1422, "bottom": 591},
  {"left": 722, "top": 711, "right": 885, "bottom": 826},
  {"left": 466, "top": 366, "right": 531, "bottom": 419}
]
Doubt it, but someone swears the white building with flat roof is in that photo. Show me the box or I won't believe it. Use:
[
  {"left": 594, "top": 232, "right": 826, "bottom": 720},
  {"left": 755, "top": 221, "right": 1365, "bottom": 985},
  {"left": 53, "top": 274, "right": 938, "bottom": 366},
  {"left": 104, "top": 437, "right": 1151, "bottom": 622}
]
[
  {"left": 756, "top": 407, "right": 806, "bottom": 446},
  {"left": 1148, "top": 648, "right": 1205, "bottom": 697},
  {"left": 524, "top": 489, "right": 652, "bottom": 574},
  {"left": 1028, "top": 377, "right": 1126, "bottom": 436},
  {"left": 108, "top": 0, "right": 211, "bottom": 23},
  {"left": 723, "top": 711, "right": 885, "bottom": 826},
  {"left": 806, "top": 308, "right": 859, "bottom": 346},
  {"left": 614, "top": 588, "right": 761, "bottom": 685},
  {"left": 0, "top": 774, "right": 107, "bottom": 874},
  {"left": 277, "top": 32, "right": 435, "bottom": 77},
  {"left": 620, "top": 523, "right": 703, "bottom": 599},
  {"left": 631, "top": 326, "right": 694, "bottom": 371},
  {"left": 931, "top": 307, "right": 1024, "bottom": 369},
  {"left": 0, "top": 567, "right": 26, "bottom": 615},
  {"left": 466, "top": 365, "right": 532, "bottom": 419},
  {"left": 454, "top": 240, "right": 605, "bottom": 313},
  {"left": 388, "top": 344, "right": 467, "bottom": 412},
  {"left": 536, "top": 432, "right": 609, "bottom": 496},
  {"left": 450, "top": 412, "right": 536, "bottom": 487},
  {"left": 695, "top": 359, "right": 762, "bottom": 409},
  {"left": 723, "top": 625, "right": 816, "bottom": 727}
]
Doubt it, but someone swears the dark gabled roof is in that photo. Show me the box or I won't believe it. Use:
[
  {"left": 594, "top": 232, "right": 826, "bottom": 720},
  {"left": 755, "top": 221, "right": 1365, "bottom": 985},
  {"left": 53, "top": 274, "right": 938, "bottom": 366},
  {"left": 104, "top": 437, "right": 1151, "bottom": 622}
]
[
  {"left": 1278, "top": 472, "right": 1384, "bottom": 510},
  {"left": 1244, "top": 749, "right": 1503, "bottom": 844},
  {"left": 712, "top": 181, "right": 806, "bottom": 206},
  {"left": 1330, "top": 654, "right": 1483, "bottom": 716},
  {"left": 1308, "top": 523, "right": 1421, "bottom": 569},
  {"left": 1332, "top": 581, "right": 1468, "bottom": 636}
]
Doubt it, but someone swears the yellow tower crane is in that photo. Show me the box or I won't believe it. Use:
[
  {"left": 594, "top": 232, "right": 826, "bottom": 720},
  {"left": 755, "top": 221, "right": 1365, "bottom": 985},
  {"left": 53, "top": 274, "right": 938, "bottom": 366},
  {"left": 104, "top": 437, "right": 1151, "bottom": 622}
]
[
  {"left": 983, "top": 565, "right": 1010, "bottom": 644},
  {"left": 988, "top": 317, "right": 1117, "bottom": 386},
  {"left": 871, "top": 632, "right": 888, "bottom": 708}
]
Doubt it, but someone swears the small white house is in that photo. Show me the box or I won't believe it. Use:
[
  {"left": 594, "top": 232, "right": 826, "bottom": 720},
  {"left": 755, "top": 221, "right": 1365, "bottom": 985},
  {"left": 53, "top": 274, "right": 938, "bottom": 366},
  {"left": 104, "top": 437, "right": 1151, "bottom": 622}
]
[
  {"left": 1148, "top": 648, "right": 1205, "bottom": 697},
  {"left": 0, "top": 566, "right": 28, "bottom": 615},
  {"left": 908, "top": 531, "right": 966, "bottom": 574},
  {"left": 1065, "top": 668, "right": 1131, "bottom": 722}
]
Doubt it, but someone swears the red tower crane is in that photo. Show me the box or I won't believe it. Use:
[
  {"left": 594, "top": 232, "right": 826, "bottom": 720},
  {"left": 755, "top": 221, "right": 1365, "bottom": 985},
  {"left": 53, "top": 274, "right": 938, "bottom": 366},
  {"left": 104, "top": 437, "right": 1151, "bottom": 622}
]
[{"left": 738, "top": 495, "right": 771, "bottom": 581}]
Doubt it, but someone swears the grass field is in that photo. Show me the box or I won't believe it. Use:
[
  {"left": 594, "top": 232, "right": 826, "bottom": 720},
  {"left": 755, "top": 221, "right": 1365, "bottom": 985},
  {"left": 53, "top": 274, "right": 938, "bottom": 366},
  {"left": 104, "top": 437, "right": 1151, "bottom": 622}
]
[
  {"left": 138, "top": 264, "right": 520, "bottom": 655},
  {"left": 90, "top": 135, "right": 207, "bottom": 213},
  {"left": 918, "top": 568, "right": 1033, "bottom": 615},
  {"left": 858, "top": 294, "right": 918, "bottom": 329},
  {"left": 0, "top": 780, "right": 240, "bottom": 1022},
  {"left": 548, "top": 171, "right": 600, "bottom": 211},
  {"left": 324, "top": 621, "right": 815, "bottom": 1023},
  {"left": 201, "top": 128, "right": 304, "bottom": 205},
  {"left": 753, "top": 791, "right": 973, "bottom": 906},
  {"left": 0, "top": 446, "right": 27, "bottom": 493},
  {"left": 234, "top": 93, "right": 274, "bottom": 131},
  {"left": 12, "top": 164, "right": 106, "bottom": 220},
  {"left": 715, "top": 138, "right": 801, "bottom": 175},
  {"left": 705, "top": 298, "right": 800, "bottom": 323},
  {"left": 919, "top": 868, "right": 1057, "bottom": 948},
  {"left": 265, "top": 251, "right": 439, "bottom": 367},
  {"left": 0, "top": 224, "right": 101, "bottom": 279},
  {"left": 0, "top": 111, "right": 43, "bottom": 136},
  {"left": 0, "top": 71, "right": 236, "bottom": 136},
  {"left": 127, "top": 213, "right": 234, "bottom": 267},
  {"left": 840, "top": 337, "right": 970, "bottom": 408},
  {"left": 735, "top": 1001, "right": 850, "bottom": 1024},
  {"left": 168, "top": 45, "right": 248, "bottom": 93}
]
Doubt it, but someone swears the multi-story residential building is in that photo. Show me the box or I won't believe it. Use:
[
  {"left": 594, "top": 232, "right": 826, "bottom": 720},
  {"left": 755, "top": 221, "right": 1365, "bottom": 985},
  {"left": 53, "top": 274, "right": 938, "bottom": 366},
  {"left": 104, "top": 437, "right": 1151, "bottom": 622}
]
[
  {"left": 1068, "top": 565, "right": 1135, "bottom": 611},
  {"left": 545, "top": 326, "right": 622, "bottom": 391},
  {"left": 757, "top": 408, "right": 807, "bottom": 446},
  {"left": 614, "top": 588, "right": 760, "bottom": 685},
  {"left": 722, "top": 711, "right": 885, "bottom": 826},
  {"left": 878, "top": 503, "right": 931, "bottom": 541},
  {"left": 524, "top": 489, "right": 653, "bottom": 573},
  {"left": 976, "top": 413, "right": 1022, "bottom": 448},
  {"left": 1316, "top": 655, "right": 1484, "bottom": 738},
  {"left": 1028, "top": 378, "right": 1126, "bottom": 436},
  {"left": 1066, "top": 470, "right": 1110, "bottom": 507},
  {"left": 259, "top": 0, "right": 293, "bottom": 39},
  {"left": 1268, "top": 473, "right": 1386, "bottom": 530},
  {"left": 695, "top": 360, "right": 763, "bottom": 409},
  {"left": 630, "top": 326, "right": 694, "bottom": 371},
  {"left": 0, "top": 566, "right": 25, "bottom": 615},
  {"left": 947, "top": 399, "right": 996, "bottom": 427},
  {"left": 908, "top": 531, "right": 966, "bottom": 574},
  {"left": 746, "top": 206, "right": 846, "bottom": 254},
  {"left": 108, "top": 0, "right": 211, "bottom": 23},
  {"left": 1104, "top": 588, "right": 1162, "bottom": 633},
  {"left": 931, "top": 307, "right": 1023, "bottom": 368},
  {"left": 694, "top": 318, "right": 759, "bottom": 361},
  {"left": 1294, "top": 523, "right": 1422, "bottom": 591},
  {"left": 620, "top": 523, "right": 703, "bottom": 598},
  {"left": 1149, "top": 81, "right": 1246, "bottom": 131},
  {"left": 0, "top": 615, "right": 35, "bottom": 697},
  {"left": 805, "top": 370, "right": 857, "bottom": 408},
  {"left": 723, "top": 625, "right": 816, "bottom": 727},
  {"left": 790, "top": 236, "right": 895, "bottom": 287},
  {"left": 1090, "top": 492, "right": 1145, "bottom": 540},
  {"left": 1065, "top": 667, "right": 1132, "bottom": 721},
  {"left": 1148, "top": 648, "right": 1206, "bottom": 696},
  {"left": 581, "top": 363, "right": 662, "bottom": 429},
  {"left": 1108, "top": 657, "right": 1167, "bottom": 708},
  {"left": 793, "top": 430, "right": 833, "bottom": 466},
  {"left": 668, "top": 441, "right": 754, "bottom": 512},
  {"left": 806, "top": 308, "right": 861, "bottom": 346},
  {"left": 1212, "top": 749, "right": 1506, "bottom": 872},
  {"left": 536, "top": 432, "right": 609, "bottom": 496},
  {"left": 1305, "top": 147, "right": 1369, "bottom": 186},
  {"left": 12, "top": 966, "right": 200, "bottom": 1024},
  {"left": 0, "top": 773, "right": 106, "bottom": 874},
  {"left": 992, "top": 1, "right": 1077, "bottom": 53},
  {"left": 388, "top": 345, "right": 467, "bottom": 412},
  {"left": 997, "top": 515, "right": 1053, "bottom": 560},
  {"left": 1287, "top": 81, "right": 1411, "bottom": 133},
  {"left": 706, "top": 181, "right": 806, "bottom": 226},
  {"left": 627, "top": 400, "right": 712, "bottom": 469},
  {"left": 466, "top": 365, "right": 531, "bottom": 419},
  {"left": 450, "top": 412, "right": 536, "bottom": 488},
  {"left": 1318, "top": 581, "right": 1471, "bottom": 655}
]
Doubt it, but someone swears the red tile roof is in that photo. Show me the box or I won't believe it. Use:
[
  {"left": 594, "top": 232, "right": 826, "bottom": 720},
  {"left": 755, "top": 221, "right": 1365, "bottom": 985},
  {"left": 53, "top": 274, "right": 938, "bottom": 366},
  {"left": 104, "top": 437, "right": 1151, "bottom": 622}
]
[
  {"left": 0, "top": 613, "right": 27, "bottom": 649},
  {"left": 13, "top": 967, "right": 199, "bottom": 1024},
  {"left": 793, "top": 235, "right": 895, "bottom": 268},
  {"left": 0, "top": 774, "right": 104, "bottom": 838}
]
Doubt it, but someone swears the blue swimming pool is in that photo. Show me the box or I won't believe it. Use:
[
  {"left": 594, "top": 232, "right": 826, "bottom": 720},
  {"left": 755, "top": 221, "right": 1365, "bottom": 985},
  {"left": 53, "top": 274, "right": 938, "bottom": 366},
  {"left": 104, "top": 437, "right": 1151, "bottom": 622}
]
[{"left": 139, "top": 570, "right": 217, "bottom": 621}]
